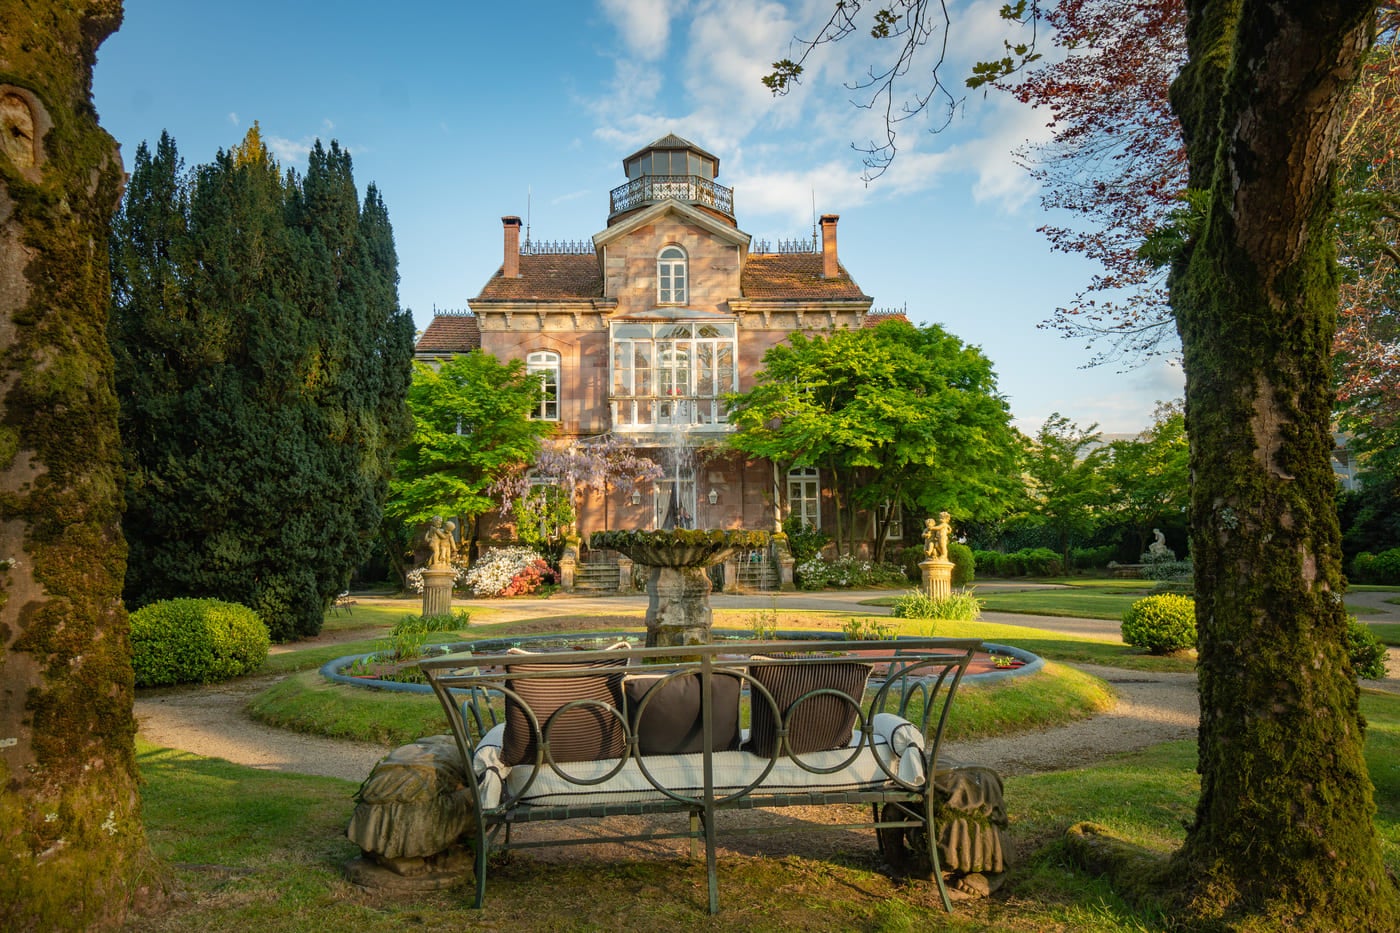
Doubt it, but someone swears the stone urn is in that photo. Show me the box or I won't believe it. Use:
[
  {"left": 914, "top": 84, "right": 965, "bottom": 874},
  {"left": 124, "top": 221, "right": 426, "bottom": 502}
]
[{"left": 591, "top": 529, "right": 769, "bottom": 647}]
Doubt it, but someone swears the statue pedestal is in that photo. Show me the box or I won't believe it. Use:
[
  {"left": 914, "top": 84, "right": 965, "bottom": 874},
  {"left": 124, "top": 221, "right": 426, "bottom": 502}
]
[
  {"left": 919, "top": 558, "right": 954, "bottom": 600},
  {"left": 420, "top": 568, "right": 456, "bottom": 617},
  {"left": 645, "top": 565, "right": 713, "bottom": 648}
]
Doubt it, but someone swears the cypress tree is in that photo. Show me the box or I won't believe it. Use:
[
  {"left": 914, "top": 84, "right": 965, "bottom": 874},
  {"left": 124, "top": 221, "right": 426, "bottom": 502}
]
[{"left": 110, "top": 130, "right": 412, "bottom": 640}]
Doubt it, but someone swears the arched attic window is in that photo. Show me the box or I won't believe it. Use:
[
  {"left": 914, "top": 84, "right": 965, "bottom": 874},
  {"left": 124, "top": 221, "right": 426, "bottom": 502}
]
[{"left": 657, "top": 245, "right": 687, "bottom": 305}]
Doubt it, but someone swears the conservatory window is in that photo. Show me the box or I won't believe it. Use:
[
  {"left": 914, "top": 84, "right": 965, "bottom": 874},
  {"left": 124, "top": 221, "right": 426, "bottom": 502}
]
[{"left": 609, "top": 321, "right": 736, "bottom": 428}]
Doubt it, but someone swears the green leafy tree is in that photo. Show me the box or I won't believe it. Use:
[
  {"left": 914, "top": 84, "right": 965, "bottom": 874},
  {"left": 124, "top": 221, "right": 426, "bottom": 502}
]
[
  {"left": 1102, "top": 400, "right": 1190, "bottom": 557},
  {"left": 773, "top": 3, "right": 1398, "bottom": 924},
  {"left": 110, "top": 129, "right": 413, "bottom": 641},
  {"left": 0, "top": 3, "right": 152, "bottom": 928},
  {"left": 386, "top": 352, "right": 555, "bottom": 560},
  {"left": 728, "top": 319, "right": 1019, "bottom": 561},
  {"left": 1021, "top": 413, "right": 1108, "bottom": 568}
]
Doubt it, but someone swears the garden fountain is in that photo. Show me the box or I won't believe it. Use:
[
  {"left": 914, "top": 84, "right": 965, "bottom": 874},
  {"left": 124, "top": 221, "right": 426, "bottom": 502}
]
[{"left": 590, "top": 528, "right": 768, "bottom": 647}]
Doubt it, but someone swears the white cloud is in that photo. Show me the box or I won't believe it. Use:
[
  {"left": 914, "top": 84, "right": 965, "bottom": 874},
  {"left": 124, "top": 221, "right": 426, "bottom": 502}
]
[
  {"left": 599, "top": 0, "right": 682, "bottom": 61},
  {"left": 580, "top": 0, "right": 1052, "bottom": 224},
  {"left": 228, "top": 112, "right": 240, "bottom": 125},
  {"left": 265, "top": 135, "right": 312, "bottom": 166}
]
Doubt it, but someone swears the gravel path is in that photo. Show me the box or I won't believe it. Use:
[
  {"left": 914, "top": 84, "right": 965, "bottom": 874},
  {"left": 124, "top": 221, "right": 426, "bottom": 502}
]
[{"left": 134, "top": 588, "right": 1400, "bottom": 783}]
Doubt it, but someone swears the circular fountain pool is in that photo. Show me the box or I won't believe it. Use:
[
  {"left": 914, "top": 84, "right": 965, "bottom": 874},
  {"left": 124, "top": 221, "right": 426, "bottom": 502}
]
[{"left": 320, "top": 630, "right": 1043, "bottom": 694}]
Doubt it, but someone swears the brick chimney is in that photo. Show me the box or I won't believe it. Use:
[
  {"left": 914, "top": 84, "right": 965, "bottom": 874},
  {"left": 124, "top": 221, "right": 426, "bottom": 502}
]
[
  {"left": 502, "top": 216, "right": 522, "bottom": 278},
  {"left": 820, "top": 214, "right": 839, "bottom": 279}
]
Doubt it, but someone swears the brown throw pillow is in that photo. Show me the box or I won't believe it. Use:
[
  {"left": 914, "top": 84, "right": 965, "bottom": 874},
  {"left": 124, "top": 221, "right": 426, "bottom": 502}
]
[
  {"left": 747, "top": 657, "right": 871, "bottom": 757},
  {"left": 624, "top": 671, "right": 742, "bottom": 756},
  {"left": 500, "top": 644, "right": 629, "bottom": 766}
]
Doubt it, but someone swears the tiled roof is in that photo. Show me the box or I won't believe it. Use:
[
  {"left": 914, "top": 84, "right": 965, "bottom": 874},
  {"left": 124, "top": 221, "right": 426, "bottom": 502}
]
[
  {"left": 741, "top": 253, "right": 870, "bottom": 301},
  {"left": 416, "top": 313, "right": 480, "bottom": 354},
  {"left": 474, "top": 254, "right": 603, "bottom": 301}
]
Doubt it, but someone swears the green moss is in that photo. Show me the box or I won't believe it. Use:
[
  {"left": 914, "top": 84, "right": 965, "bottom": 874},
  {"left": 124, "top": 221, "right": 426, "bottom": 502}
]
[{"left": 0, "top": 3, "right": 150, "bottom": 929}]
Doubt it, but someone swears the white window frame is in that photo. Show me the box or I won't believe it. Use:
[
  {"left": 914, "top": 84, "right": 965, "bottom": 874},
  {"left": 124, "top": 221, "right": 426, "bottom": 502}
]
[
  {"left": 526, "top": 350, "right": 560, "bottom": 421},
  {"left": 875, "top": 501, "right": 904, "bottom": 541},
  {"left": 657, "top": 245, "right": 688, "bottom": 305},
  {"left": 609, "top": 321, "right": 736, "bottom": 429},
  {"left": 786, "top": 467, "right": 820, "bottom": 530}
]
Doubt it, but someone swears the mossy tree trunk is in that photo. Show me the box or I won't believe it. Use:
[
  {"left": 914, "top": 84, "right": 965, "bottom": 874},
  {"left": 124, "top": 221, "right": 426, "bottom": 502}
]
[
  {"left": 0, "top": 2, "right": 152, "bottom": 929},
  {"left": 1170, "top": 1, "right": 1400, "bottom": 926}
]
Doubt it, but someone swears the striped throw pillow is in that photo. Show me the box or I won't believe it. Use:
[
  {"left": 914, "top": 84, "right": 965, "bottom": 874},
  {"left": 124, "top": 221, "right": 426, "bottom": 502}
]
[
  {"left": 747, "top": 657, "right": 871, "bottom": 757},
  {"left": 501, "top": 644, "right": 629, "bottom": 766}
]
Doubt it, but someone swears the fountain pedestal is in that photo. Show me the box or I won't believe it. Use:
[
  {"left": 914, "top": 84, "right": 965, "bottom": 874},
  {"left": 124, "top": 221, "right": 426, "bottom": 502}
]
[
  {"left": 591, "top": 530, "right": 769, "bottom": 649},
  {"left": 645, "top": 565, "right": 714, "bottom": 647}
]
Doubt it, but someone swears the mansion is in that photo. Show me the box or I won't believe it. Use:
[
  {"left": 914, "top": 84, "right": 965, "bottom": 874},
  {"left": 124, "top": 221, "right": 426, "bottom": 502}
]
[{"left": 416, "top": 134, "right": 903, "bottom": 551}]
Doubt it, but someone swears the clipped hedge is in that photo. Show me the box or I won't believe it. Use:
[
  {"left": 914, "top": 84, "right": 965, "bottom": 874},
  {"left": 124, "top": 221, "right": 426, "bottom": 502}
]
[
  {"left": 1121, "top": 593, "right": 1197, "bottom": 655},
  {"left": 1351, "top": 547, "right": 1400, "bottom": 585},
  {"left": 130, "top": 598, "right": 270, "bottom": 687},
  {"left": 972, "top": 547, "right": 1064, "bottom": 577}
]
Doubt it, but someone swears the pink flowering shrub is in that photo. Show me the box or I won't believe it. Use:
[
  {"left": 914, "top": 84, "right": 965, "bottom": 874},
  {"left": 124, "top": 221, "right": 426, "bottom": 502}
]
[{"left": 462, "top": 547, "right": 558, "bottom": 597}]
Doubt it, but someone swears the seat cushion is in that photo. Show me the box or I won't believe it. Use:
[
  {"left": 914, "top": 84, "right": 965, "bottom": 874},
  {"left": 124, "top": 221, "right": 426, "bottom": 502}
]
[
  {"left": 747, "top": 657, "right": 871, "bottom": 757},
  {"left": 500, "top": 644, "right": 629, "bottom": 766},
  {"left": 624, "top": 671, "right": 742, "bottom": 756}
]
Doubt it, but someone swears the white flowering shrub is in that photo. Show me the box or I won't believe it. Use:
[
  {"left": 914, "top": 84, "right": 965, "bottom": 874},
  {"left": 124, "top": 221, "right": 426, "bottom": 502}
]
[
  {"left": 461, "top": 546, "right": 557, "bottom": 597},
  {"left": 795, "top": 555, "right": 906, "bottom": 590}
]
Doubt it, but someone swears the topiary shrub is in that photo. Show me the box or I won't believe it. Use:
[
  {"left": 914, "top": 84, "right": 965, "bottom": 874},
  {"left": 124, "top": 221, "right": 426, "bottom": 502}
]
[
  {"left": 1121, "top": 593, "right": 1197, "bottom": 655},
  {"left": 1347, "top": 617, "right": 1389, "bottom": 680},
  {"left": 948, "top": 542, "right": 975, "bottom": 586},
  {"left": 130, "top": 598, "right": 270, "bottom": 686}
]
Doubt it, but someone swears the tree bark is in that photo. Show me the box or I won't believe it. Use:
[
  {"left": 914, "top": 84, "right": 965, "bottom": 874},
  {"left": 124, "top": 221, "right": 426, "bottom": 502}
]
[
  {"left": 1170, "top": 1, "right": 1400, "bottom": 925},
  {"left": 0, "top": 3, "right": 153, "bottom": 929}
]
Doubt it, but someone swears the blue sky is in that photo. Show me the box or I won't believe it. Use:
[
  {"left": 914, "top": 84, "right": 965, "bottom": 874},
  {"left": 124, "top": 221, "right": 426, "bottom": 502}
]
[{"left": 91, "top": 0, "right": 1183, "bottom": 435}]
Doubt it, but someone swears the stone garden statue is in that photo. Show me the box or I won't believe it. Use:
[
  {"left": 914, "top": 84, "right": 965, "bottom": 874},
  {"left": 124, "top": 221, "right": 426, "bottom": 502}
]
[
  {"left": 923, "top": 511, "right": 952, "bottom": 561},
  {"left": 426, "top": 516, "right": 456, "bottom": 569},
  {"left": 1146, "top": 527, "right": 1176, "bottom": 562}
]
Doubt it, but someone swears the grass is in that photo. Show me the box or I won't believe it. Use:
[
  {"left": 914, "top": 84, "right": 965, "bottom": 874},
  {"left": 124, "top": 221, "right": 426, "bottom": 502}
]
[
  {"left": 248, "top": 671, "right": 446, "bottom": 747},
  {"left": 976, "top": 587, "right": 1153, "bottom": 621},
  {"left": 246, "top": 606, "right": 1196, "bottom": 747},
  {"left": 249, "top": 641, "right": 1116, "bottom": 748},
  {"left": 1369, "top": 622, "right": 1400, "bottom": 647},
  {"left": 129, "top": 689, "right": 1400, "bottom": 932}
]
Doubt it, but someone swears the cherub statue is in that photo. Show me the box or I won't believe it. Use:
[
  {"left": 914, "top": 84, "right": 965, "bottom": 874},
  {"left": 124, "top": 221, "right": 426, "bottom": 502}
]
[
  {"left": 425, "top": 516, "right": 457, "bottom": 569},
  {"left": 923, "top": 511, "right": 952, "bottom": 561}
]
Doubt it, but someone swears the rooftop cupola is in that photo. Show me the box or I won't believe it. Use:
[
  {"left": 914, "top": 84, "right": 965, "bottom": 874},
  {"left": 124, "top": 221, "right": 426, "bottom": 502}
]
[{"left": 608, "top": 133, "right": 735, "bottom": 226}]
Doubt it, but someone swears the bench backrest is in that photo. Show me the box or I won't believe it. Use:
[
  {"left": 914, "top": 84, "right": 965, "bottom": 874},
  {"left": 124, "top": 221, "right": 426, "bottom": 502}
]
[{"left": 420, "top": 637, "right": 981, "bottom": 813}]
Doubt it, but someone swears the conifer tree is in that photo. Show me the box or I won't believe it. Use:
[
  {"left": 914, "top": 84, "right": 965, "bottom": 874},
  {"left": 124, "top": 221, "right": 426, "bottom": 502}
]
[{"left": 110, "top": 130, "right": 413, "bottom": 640}]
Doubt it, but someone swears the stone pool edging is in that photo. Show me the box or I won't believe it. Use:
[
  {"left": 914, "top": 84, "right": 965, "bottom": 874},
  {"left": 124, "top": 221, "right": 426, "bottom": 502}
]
[{"left": 319, "top": 631, "right": 1044, "bottom": 694}]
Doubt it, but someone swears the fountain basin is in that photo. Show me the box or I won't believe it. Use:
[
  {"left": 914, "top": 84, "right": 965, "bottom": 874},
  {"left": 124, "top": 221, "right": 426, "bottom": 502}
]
[
  {"left": 320, "top": 631, "right": 1044, "bottom": 693},
  {"left": 591, "top": 529, "right": 769, "bottom": 568}
]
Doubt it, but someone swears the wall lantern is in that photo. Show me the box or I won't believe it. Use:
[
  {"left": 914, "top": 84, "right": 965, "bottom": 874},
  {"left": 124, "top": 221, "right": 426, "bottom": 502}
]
[
  {"left": 630, "top": 489, "right": 642, "bottom": 505},
  {"left": 707, "top": 488, "right": 719, "bottom": 505}
]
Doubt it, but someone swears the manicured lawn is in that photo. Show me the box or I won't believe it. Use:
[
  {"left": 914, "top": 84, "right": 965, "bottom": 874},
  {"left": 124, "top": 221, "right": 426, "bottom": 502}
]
[
  {"left": 130, "top": 689, "right": 1400, "bottom": 932},
  {"left": 1369, "top": 622, "right": 1400, "bottom": 646},
  {"left": 975, "top": 586, "right": 1150, "bottom": 621}
]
